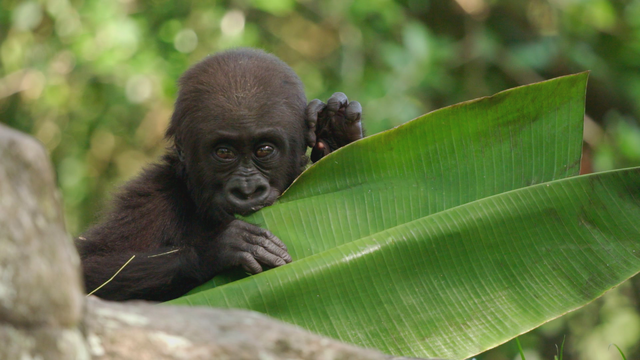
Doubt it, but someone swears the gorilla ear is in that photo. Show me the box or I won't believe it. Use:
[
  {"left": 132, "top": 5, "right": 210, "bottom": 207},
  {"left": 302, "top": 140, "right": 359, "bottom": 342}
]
[{"left": 166, "top": 108, "right": 186, "bottom": 162}]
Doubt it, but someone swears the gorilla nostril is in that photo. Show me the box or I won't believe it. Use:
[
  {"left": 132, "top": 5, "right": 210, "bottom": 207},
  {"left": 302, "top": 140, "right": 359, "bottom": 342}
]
[
  {"left": 230, "top": 184, "right": 268, "bottom": 201},
  {"left": 254, "top": 185, "right": 267, "bottom": 198},
  {"left": 231, "top": 188, "right": 248, "bottom": 200}
]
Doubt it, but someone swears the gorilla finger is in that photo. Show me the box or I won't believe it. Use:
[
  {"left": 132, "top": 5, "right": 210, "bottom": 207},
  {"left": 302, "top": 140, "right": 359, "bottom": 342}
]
[
  {"left": 239, "top": 252, "right": 263, "bottom": 274},
  {"left": 250, "top": 246, "right": 288, "bottom": 268},
  {"left": 242, "top": 221, "right": 269, "bottom": 235},
  {"left": 233, "top": 219, "right": 256, "bottom": 233},
  {"left": 265, "top": 232, "right": 288, "bottom": 252},
  {"left": 306, "top": 99, "right": 325, "bottom": 126},
  {"left": 242, "top": 223, "right": 289, "bottom": 251},
  {"left": 246, "top": 234, "right": 292, "bottom": 263},
  {"left": 307, "top": 98, "right": 325, "bottom": 110},
  {"left": 237, "top": 219, "right": 265, "bottom": 233},
  {"left": 327, "top": 92, "right": 348, "bottom": 113},
  {"left": 305, "top": 99, "right": 325, "bottom": 147},
  {"left": 306, "top": 132, "right": 317, "bottom": 148},
  {"left": 345, "top": 101, "right": 362, "bottom": 123}
]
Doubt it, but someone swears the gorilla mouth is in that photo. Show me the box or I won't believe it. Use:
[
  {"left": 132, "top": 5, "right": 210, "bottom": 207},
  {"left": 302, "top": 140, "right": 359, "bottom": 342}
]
[
  {"left": 246, "top": 204, "right": 266, "bottom": 215},
  {"left": 226, "top": 189, "right": 280, "bottom": 217},
  {"left": 228, "top": 202, "right": 266, "bottom": 217}
]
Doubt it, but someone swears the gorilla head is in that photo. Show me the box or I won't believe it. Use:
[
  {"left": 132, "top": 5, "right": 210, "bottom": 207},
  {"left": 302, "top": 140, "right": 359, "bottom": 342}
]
[{"left": 166, "top": 49, "right": 311, "bottom": 217}]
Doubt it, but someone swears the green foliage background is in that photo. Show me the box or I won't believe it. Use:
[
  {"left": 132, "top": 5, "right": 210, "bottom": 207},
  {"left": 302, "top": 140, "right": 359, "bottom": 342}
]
[{"left": 1, "top": 0, "right": 639, "bottom": 359}]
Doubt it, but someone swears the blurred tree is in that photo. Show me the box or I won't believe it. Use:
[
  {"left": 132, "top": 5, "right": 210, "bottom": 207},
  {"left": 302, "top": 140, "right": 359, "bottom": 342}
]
[{"left": 1, "top": 0, "right": 639, "bottom": 359}]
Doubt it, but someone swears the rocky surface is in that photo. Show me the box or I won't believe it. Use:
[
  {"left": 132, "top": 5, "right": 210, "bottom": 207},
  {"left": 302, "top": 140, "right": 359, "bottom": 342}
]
[
  {"left": 0, "top": 124, "right": 89, "bottom": 359},
  {"left": 84, "top": 297, "right": 419, "bottom": 360}
]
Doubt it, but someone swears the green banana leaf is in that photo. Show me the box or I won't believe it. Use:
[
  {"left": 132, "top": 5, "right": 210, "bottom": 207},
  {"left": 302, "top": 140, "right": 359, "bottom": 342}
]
[
  {"left": 187, "top": 72, "right": 588, "bottom": 290},
  {"left": 173, "top": 167, "right": 640, "bottom": 360},
  {"left": 167, "top": 73, "right": 640, "bottom": 359}
]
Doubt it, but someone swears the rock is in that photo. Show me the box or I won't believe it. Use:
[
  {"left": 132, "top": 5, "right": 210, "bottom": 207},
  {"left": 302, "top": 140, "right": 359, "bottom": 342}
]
[
  {"left": 85, "top": 297, "right": 421, "bottom": 360},
  {"left": 0, "top": 124, "right": 431, "bottom": 360},
  {"left": 0, "top": 124, "right": 89, "bottom": 359}
]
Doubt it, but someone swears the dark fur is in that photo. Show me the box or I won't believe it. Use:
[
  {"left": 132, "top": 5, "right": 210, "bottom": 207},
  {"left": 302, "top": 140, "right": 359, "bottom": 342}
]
[{"left": 76, "top": 48, "right": 363, "bottom": 301}]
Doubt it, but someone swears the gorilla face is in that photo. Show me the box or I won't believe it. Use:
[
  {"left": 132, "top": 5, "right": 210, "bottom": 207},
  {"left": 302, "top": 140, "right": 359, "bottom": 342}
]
[
  {"left": 167, "top": 49, "right": 308, "bottom": 219},
  {"left": 190, "top": 116, "right": 303, "bottom": 217}
]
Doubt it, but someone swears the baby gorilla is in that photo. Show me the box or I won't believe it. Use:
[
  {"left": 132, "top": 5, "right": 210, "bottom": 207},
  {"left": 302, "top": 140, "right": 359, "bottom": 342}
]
[{"left": 76, "top": 48, "right": 364, "bottom": 301}]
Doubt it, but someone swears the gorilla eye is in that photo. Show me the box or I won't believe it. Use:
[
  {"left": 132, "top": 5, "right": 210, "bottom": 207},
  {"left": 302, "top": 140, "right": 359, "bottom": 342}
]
[
  {"left": 255, "top": 145, "right": 274, "bottom": 158},
  {"left": 215, "top": 147, "right": 236, "bottom": 160}
]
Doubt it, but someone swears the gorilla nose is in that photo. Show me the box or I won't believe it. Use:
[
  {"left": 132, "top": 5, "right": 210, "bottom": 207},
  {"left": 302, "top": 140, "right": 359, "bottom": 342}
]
[
  {"left": 225, "top": 176, "right": 271, "bottom": 213},
  {"left": 230, "top": 182, "right": 268, "bottom": 200}
]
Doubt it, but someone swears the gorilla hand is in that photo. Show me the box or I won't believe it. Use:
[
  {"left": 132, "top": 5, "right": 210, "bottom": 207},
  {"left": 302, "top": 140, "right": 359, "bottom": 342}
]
[
  {"left": 209, "top": 220, "right": 292, "bottom": 274},
  {"left": 305, "top": 92, "right": 364, "bottom": 162}
]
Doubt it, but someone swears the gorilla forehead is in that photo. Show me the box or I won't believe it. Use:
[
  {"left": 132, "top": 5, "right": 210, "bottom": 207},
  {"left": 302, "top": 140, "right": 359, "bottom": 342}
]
[
  {"left": 199, "top": 117, "right": 292, "bottom": 141},
  {"left": 167, "top": 48, "right": 307, "bottom": 141},
  {"left": 180, "top": 48, "right": 305, "bottom": 106}
]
